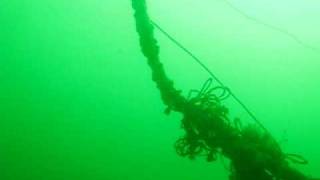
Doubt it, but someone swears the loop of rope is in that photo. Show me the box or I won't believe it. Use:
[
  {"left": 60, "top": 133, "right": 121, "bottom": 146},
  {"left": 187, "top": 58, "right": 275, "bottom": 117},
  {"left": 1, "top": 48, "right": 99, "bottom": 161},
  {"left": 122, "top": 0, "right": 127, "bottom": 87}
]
[{"left": 150, "top": 20, "right": 268, "bottom": 132}]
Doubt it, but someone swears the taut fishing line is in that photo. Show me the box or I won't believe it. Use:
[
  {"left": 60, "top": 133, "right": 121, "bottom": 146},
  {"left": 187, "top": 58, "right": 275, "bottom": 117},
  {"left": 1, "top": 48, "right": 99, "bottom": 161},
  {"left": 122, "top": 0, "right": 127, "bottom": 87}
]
[
  {"left": 150, "top": 20, "right": 268, "bottom": 132},
  {"left": 150, "top": 0, "right": 320, "bottom": 134},
  {"left": 222, "top": 0, "right": 320, "bottom": 53}
]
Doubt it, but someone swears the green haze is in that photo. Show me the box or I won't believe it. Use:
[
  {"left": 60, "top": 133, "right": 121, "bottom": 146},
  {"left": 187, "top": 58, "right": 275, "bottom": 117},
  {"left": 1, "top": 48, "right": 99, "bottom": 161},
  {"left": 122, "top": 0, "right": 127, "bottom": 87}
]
[{"left": 1, "top": 0, "right": 320, "bottom": 179}]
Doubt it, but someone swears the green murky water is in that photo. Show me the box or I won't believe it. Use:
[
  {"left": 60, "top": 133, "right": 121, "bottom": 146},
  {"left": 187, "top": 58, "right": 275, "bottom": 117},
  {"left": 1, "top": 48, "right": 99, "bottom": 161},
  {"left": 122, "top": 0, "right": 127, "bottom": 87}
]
[{"left": 1, "top": 0, "right": 320, "bottom": 179}]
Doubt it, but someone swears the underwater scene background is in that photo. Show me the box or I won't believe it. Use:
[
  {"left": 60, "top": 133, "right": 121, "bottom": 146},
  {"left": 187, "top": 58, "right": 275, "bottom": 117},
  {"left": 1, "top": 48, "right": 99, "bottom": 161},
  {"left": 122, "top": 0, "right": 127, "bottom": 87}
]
[{"left": 1, "top": 0, "right": 320, "bottom": 179}]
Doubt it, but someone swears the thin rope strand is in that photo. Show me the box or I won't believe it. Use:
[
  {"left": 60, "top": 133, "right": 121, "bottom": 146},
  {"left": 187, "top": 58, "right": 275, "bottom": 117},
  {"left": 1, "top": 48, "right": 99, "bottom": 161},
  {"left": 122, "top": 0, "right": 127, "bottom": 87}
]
[
  {"left": 151, "top": 20, "right": 268, "bottom": 132},
  {"left": 222, "top": 0, "right": 320, "bottom": 53}
]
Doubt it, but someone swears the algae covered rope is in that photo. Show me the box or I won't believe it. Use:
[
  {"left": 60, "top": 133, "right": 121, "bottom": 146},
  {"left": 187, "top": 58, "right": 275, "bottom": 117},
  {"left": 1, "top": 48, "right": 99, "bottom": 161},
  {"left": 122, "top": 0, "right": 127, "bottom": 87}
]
[
  {"left": 131, "top": 0, "right": 186, "bottom": 113},
  {"left": 150, "top": 20, "right": 269, "bottom": 133},
  {"left": 131, "top": 0, "right": 318, "bottom": 179}
]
